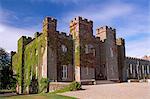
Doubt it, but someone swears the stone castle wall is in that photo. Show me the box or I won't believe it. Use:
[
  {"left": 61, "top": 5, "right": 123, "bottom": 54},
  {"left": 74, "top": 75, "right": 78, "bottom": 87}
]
[{"left": 11, "top": 16, "right": 150, "bottom": 94}]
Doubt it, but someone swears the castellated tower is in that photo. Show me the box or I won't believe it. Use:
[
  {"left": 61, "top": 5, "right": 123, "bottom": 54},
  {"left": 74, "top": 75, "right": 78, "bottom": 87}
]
[
  {"left": 42, "top": 17, "right": 57, "bottom": 81},
  {"left": 70, "top": 16, "right": 96, "bottom": 82},
  {"left": 43, "top": 17, "right": 57, "bottom": 33},
  {"left": 116, "top": 38, "right": 126, "bottom": 81},
  {"left": 96, "top": 26, "right": 119, "bottom": 81}
]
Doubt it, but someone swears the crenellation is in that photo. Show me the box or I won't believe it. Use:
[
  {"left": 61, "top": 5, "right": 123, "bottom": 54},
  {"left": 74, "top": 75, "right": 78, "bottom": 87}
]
[
  {"left": 96, "top": 26, "right": 116, "bottom": 32},
  {"left": 96, "top": 37, "right": 100, "bottom": 41},
  {"left": 116, "top": 38, "right": 125, "bottom": 45},
  {"left": 57, "top": 31, "right": 72, "bottom": 40},
  {"left": 44, "top": 16, "right": 57, "bottom": 23},
  {"left": 61, "top": 32, "right": 67, "bottom": 36},
  {"left": 11, "top": 51, "right": 16, "bottom": 56},
  {"left": 126, "top": 56, "right": 150, "bottom": 62},
  {"left": 11, "top": 16, "right": 150, "bottom": 94},
  {"left": 70, "top": 16, "right": 93, "bottom": 26},
  {"left": 34, "top": 32, "right": 41, "bottom": 38},
  {"left": 43, "top": 17, "right": 57, "bottom": 33}
]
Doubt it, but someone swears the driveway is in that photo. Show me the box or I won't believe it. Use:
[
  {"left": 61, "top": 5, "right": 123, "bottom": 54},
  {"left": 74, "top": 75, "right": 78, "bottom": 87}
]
[{"left": 60, "top": 82, "right": 150, "bottom": 99}]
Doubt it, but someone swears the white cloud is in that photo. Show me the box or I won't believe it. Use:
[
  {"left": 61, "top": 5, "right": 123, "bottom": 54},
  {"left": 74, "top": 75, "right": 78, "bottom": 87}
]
[
  {"left": 126, "top": 37, "right": 150, "bottom": 58},
  {"left": 59, "top": 2, "right": 150, "bottom": 58},
  {"left": 0, "top": 8, "right": 42, "bottom": 53},
  {"left": 0, "top": 9, "right": 19, "bottom": 24},
  {"left": 68, "top": 3, "right": 133, "bottom": 21},
  {"left": 59, "top": 2, "right": 134, "bottom": 33},
  {"left": 0, "top": 1, "right": 149, "bottom": 58},
  {"left": 0, "top": 23, "right": 37, "bottom": 52}
]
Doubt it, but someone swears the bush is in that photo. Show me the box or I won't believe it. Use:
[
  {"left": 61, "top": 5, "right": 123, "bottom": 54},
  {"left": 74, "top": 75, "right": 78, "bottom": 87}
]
[
  {"left": 39, "top": 78, "right": 49, "bottom": 93},
  {"left": 52, "top": 81, "right": 81, "bottom": 93},
  {"left": 68, "top": 81, "right": 81, "bottom": 91}
]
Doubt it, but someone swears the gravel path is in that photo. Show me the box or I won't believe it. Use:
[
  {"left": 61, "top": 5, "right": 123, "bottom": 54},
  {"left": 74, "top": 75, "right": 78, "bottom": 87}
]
[{"left": 60, "top": 82, "right": 150, "bottom": 99}]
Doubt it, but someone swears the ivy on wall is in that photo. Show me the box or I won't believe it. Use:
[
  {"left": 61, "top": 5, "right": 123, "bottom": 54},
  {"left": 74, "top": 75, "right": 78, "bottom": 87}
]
[{"left": 12, "top": 33, "right": 47, "bottom": 93}]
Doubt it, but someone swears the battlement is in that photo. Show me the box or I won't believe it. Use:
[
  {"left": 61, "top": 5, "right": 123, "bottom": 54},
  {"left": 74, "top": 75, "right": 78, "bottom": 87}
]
[
  {"left": 96, "top": 26, "right": 116, "bottom": 32},
  {"left": 70, "top": 16, "right": 93, "bottom": 26},
  {"left": 57, "top": 31, "right": 72, "bottom": 40},
  {"left": 43, "top": 16, "right": 57, "bottom": 23},
  {"left": 43, "top": 16, "right": 57, "bottom": 32},
  {"left": 11, "top": 51, "right": 16, "bottom": 56},
  {"left": 24, "top": 36, "right": 33, "bottom": 44},
  {"left": 126, "top": 56, "right": 150, "bottom": 62},
  {"left": 95, "top": 37, "right": 100, "bottom": 41},
  {"left": 116, "top": 38, "right": 125, "bottom": 45},
  {"left": 142, "top": 55, "right": 150, "bottom": 61},
  {"left": 117, "top": 38, "right": 124, "bottom": 41},
  {"left": 18, "top": 36, "right": 33, "bottom": 46},
  {"left": 34, "top": 32, "right": 42, "bottom": 38}
]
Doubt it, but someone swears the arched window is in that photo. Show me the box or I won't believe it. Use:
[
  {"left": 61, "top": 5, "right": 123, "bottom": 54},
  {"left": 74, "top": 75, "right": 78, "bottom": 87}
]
[{"left": 61, "top": 45, "right": 67, "bottom": 52}]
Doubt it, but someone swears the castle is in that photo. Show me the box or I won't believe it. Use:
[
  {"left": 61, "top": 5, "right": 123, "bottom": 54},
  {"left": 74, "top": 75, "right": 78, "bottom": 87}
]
[{"left": 11, "top": 16, "right": 150, "bottom": 94}]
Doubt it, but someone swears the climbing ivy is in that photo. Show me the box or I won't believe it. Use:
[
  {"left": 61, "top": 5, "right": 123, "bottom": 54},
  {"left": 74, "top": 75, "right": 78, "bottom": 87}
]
[{"left": 12, "top": 33, "right": 47, "bottom": 93}]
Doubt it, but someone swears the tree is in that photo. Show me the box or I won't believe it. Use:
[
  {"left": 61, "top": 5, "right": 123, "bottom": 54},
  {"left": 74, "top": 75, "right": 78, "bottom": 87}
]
[{"left": 0, "top": 47, "right": 16, "bottom": 90}]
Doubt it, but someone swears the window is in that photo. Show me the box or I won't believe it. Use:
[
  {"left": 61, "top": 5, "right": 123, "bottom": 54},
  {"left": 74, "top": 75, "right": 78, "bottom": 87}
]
[
  {"left": 136, "top": 65, "right": 138, "bottom": 74},
  {"left": 147, "top": 65, "right": 149, "bottom": 74},
  {"left": 144, "top": 66, "right": 147, "bottom": 74},
  {"left": 86, "top": 67, "right": 89, "bottom": 75},
  {"left": 136, "top": 61, "right": 139, "bottom": 74},
  {"left": 133, "top": 66, "right": 135, "bottom": 77},
  {"left": 85, "top": 44, "right": 89, "bottom": 53},
  {"left": 110, "top": 48, "right": 113, "bottom": 57},
  {"left": 62, "top": 65, "right": 67, "bottom": 79},
  {"left": 142, "top": 65, "right": 144, "bottom": 74},
  {"left": 85, "top": 44, "right": 94, "bottom": 55},
  {"left": 129, "top": 64, "right": 133, "bottom": 74},
  {"left": 61, "top": 45, "right": 67, "bottom": 53}
]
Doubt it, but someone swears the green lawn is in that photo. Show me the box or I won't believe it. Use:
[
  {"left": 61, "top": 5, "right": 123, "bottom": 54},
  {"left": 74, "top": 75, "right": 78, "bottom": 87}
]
[{"left": 0, "top": 93, "right": 76, "bottom": 99}]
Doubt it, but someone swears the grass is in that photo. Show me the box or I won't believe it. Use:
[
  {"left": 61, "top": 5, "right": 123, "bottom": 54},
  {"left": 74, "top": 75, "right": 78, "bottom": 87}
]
[
  {"left": 0, "top": 93, "right": 76, "bottom": 99},
  {"left": 0, "top": 82, "right": 81, "bottom": 99}
]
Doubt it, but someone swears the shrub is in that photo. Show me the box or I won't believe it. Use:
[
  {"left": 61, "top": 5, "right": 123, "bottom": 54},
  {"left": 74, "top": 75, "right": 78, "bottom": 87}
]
[
  {"left": 39, "top": 78, "right": 49, "bottom": 93},
  {"left": 52, "top": 81, "right": 81, "bottom": 93},
  {"left": 68, "top": 81, "right": 81, "bottom": 91}
]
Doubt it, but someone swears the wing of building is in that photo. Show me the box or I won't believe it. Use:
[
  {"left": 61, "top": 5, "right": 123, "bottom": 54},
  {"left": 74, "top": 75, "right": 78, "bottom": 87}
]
[{"left": 11, "top": 16, "right": 150, "bottom": 94}]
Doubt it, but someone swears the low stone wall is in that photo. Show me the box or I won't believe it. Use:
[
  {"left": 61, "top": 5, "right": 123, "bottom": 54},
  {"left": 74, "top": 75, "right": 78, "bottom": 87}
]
[{"left": 49, "top": 82, "right": 70, "bottom": 92}]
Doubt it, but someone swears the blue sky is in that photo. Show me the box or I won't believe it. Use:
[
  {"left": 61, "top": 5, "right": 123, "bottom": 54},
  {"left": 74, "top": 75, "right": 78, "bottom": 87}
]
[{"left": 0, "top": 0, "right": 149, "bottom": 58}]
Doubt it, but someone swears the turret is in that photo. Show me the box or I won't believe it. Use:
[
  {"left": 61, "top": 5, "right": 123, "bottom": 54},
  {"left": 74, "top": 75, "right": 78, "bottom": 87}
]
[
  {"left": 96, "top": 26, "right": 116, "bottom": 42},
  {"left": 42, "top": 17, "right": 57, "bottom": 33},
  {"left": 70, "top": 16, "right": 93, "bottom": 39},
  {"left": 116, "top": 38, "right": 125, "bottom": 46}
]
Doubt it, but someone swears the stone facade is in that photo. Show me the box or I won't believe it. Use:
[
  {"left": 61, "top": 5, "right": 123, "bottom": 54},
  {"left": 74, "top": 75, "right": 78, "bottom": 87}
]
[
  {"left": 11, "top": 16, "right": 150, "bottom": 94},
  {"left": 126, "top": 57, "right": 150, "bottom": 80},
  {"left": 96, "top": 26, "right": 119, "bottom": 81}
]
